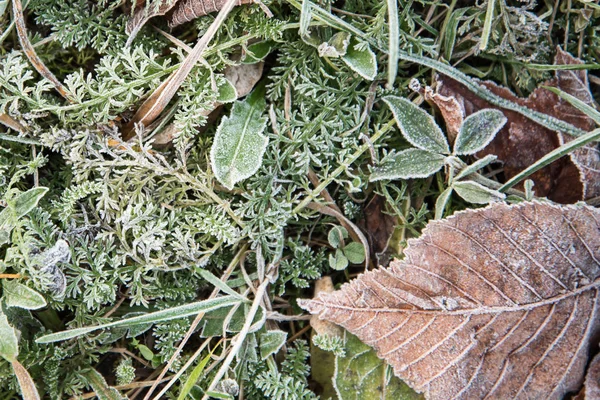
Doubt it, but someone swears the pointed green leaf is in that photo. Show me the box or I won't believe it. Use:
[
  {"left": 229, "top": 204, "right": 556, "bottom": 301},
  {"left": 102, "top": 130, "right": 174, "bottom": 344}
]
[
  {"left": 454, "top": 109, "right": 507, "bottom": 155},
  {"left": 343, "top": 242, "right": 365, "bottom": 264},
  {"left": 259, "top": 330, "right": 287, "bottom": 360},
  {"left": 210, "top": 86, "right": 269, "bottom": 190},
  {"left": 454, "top": 154, "right": 498, "bottom": 181},
  {"left": 318, "top": 31, "right": 350, "bottom": 58},
  {"left": 0, "top": 311, "right": 18, "bottom": 362},
  {"left": 329, "top": 249, "right": 348, "bottom": 271},
  {"left": 334, "top": 332, "right": 421, "bottom": 400},
  {"left": 178, "top": 351, "right": 213, "bottom": 400},
  {"left": 342, "top": 37, "right": 377, "bottom": 81},
  {"left": 3, "top": 280, "right": 47, "bottom": 310},
  {"left": 370, "top": 148, "right": 445, "bottom": 181},
  {"left": 453, "top": 180, "right": 506, "bottom": 204},
  {"left": 382, "top": 96, "right": 450, "bottom": 153},
  {"left": 435, "top": 187, "right": 453, "bottom": 220}
]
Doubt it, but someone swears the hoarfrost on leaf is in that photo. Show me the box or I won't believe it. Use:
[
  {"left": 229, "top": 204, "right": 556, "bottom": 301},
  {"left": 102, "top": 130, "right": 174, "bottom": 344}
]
[{"left": 210, "top": 86, "right": 269, "bottom": 190}]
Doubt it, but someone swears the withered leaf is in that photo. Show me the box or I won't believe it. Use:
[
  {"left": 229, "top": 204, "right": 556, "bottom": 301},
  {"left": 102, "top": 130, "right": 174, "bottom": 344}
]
[
  {"left": 299, "top": 201, "right": 600, "bottom": 400},
  {"left": 583, "top": 352, "right": 600, "bottom": 399},
  {"left": 437, "top": 48, "right": 599, "bottom": 203},
  {"left": 127, "top": 0, "right": 252, "bottom": 44}
]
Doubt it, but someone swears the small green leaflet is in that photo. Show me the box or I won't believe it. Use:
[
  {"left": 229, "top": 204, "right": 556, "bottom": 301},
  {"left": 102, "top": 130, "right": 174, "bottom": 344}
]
[
  {"left": 454, "top": 109, "right": 507, "bottom": 155},
  {"left": 259, "top": 330, "right": 287, "bottom": 360},
  {"left": 0, "top": 311, "right": 18, "bottom": 362},
  {"left": 453, "top": 180, "right": 506, "bottom": 204},
  {"left": 342, "top": 37, "right": 377, "bottom": 81},
  {"left": 217, "top": 79, "right": 238, "bottom": 103},
  {"left": 3, "top": 280, "right": 47, "bottom": 310},
  {"left": 370, "top": 148, "right": 445, "bottom": 181},
  {"left": 382, "top": 96, "right": 450, "bottom": 154},
  {"left": 210, "top": 85, "right": 269, "bottom": 190}
]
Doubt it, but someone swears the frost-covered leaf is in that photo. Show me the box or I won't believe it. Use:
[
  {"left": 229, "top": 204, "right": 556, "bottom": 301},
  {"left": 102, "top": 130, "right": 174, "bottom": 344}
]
[
  {"left": 452, "top": 180, "right": 506, "bottom": 204},
  {"left": 437, "top": 49, "right": 600, "bottom": 203},
  {"left": 370, "top": 149, "right": 445, "bottom": 181},
  {"left": 318, "top": 32, "right": 350, "bottom": 58},
  {"left": 382, "top": 96, "right": 450, "bottom": 154},
  {"left": 434, "top": 187, "right": 453, "bottom": 220},
  {"left": 3, "top": 280, "right": 47, "bottom": 310},
  {"left": 210, "top": 86, "right": 269, "bottom": 190},
  {"left": 299, "top": 202, "right": 600, "bottom": 400},
  {"left": 343, "top": 242, "right": 365, "bottom": 264},
  {"left": 0, "top": 310, "right": 18, "bottom": 362},
  {"left": 453, "top": 109, "right": 506, "bottom": 155},
  {"left": 0, "top": 187, "right": 48, "bottom": 228},
  {"left": 334, "top": 331, "right": 422, "bottom": 400},
  {"left": 341, "top": 37, "right": 377, "bottom": 81},
  {"left": 217, "top": 79, "right": 238, "bottom": 103},
  {"left": 328, "top": 226, "right": 348, "bottom": 248},
  {"left": 259, "top": 330, "right": 287, "bottom": 360},
  {"left": 329, "top": 249, "right": 348, "bottom": 271}
]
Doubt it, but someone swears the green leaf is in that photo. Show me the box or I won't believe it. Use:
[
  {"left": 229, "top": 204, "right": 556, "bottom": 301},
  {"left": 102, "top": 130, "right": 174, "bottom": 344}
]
[
  {"left": 210, "top": 86, "right": 269, "bottom": 190},
  {"left": 370, "top": 148, "right": 445, "bottom": 181},
  {"left": 454, "top": 109, "right": 507, "bottom": 155},
  {"left": 454, "top": 154, "right": 498, "bottom": 181},
  {"left": 199, "top": 270, "right": 245, "bottom": 301},
  {"left": 341, "top": 37, "right": 377, "bottom": 81},
  {"left": 343, "top": 242, "right": 365, "bottom": 264},
  {"left": 137, "top": 344, "right": 155, "bottom": 361},
  {"left": 259, "top": 330, "right": 287, "bottom": 360},
  {"left": 200, "top": 303, "right": 265, "bottom": 337},
  {"left": 443, "top": 8, "right": 469, "bottom": 60},
  {"left": 318, "top": 31, "right": 350, "bottom": 57},
  {"left": 334, "top": 332, "right": 422, "bottom": 400},
  {"left": 329, "top": 249, "right": 348, "bottom": 271},
  {"left": 327, "top": 225, "right": 348, "bottom": 248},
  {"left": 0, "top": 187, "right": 48, "bottom": 228},
  {"left": 178, "top": 352, "right": 213, "bottom": 400},
  {"left": 382, "top": 96, "right": 450, "bottom": 154},
  {"left": 205, "top": 391, "right": 234, "bottom": 400},
  {"left": 242, "top": 41, "right": 275, "bottom": 64},
  {"left": 435, "top": 187, "right": 453, "bottom": 220},
  {"left": 453, "top": 180, "right": 506, "bottom": 204},
  {"left": 217, "top": 79, "right": 238, "bottom": 103},
  {"left": 3, "top": 280, "right": 47, "bottom": 310},
  {"left": 0, "top": 310, "right": 18, "bottom": 362},
  {"left": 36, "top": 295, "right": 242, "bottom": 343}
]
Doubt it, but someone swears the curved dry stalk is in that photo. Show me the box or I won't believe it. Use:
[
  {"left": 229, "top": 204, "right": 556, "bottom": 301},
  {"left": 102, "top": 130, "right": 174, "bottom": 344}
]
[{"left": 11, "top": 0, "right": 75, "bottom": 103}]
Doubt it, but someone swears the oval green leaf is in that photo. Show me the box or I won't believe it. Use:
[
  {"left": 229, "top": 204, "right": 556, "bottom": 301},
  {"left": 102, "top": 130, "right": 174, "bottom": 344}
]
[
  {"left": 3, "top": 280, "right": 47, "bottom": 310},
  {"left": 453, "top": 109, "right": 507, "bottom": 155},
  {"left": 382, "top": 96, "right": 450, "bottom": 154},
  {"left": 370, "top": 148, "right": 445, "bottom": 181}
]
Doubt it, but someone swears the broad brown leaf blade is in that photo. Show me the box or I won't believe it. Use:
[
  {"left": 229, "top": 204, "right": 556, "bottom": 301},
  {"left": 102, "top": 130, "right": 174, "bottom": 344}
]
[
  {"left": 299, "top": 202, "right": 600, "bottom": 400},
  {"left": 126, "top": 0, "right": 179, "bottom": 46},
  {"left": 437, "top": 48, "right": 599, "bottom": 203}
]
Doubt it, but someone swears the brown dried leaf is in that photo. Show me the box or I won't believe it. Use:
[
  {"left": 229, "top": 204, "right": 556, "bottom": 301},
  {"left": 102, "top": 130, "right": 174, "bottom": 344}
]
[
  {"left": 168, "top": 0, "right": 253, "bottom": 28},
  {"left": 437, "top": 48, "right": 599, "bottom": 203},
  {"left": 299, "top": 201, "right": 600, "bottom": 400},
  {"left": 583, "top": 352, "right": 600, "bottom": 399},
  {"left": 423, "top": 86, "right": 463, "bottom": 145}
]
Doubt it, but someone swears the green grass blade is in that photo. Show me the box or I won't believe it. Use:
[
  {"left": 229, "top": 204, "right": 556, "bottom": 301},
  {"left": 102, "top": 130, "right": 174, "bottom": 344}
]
[
  {"left": 543, "top": 86, "right": 600, "bottom": 125},
  {"left": 177, "top": 351, "right": 214, "bottom": 400},
  {"left": 36, "top": 296, "right": 242, "bottom": 343},
  {"left": 386, "top": 0, "right": 399, "bottom": 88},
  {"left": 499, "top": 128, "right": 600, "bottom": 192}
]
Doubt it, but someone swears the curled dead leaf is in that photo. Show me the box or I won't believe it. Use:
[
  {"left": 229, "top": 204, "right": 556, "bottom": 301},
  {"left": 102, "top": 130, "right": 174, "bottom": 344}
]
[
  {"left": 436, "top": 48, "right": 599, "bottom": 203},
  {"left": 299, "top": 201, "right": 600, "bottom": 400}
]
